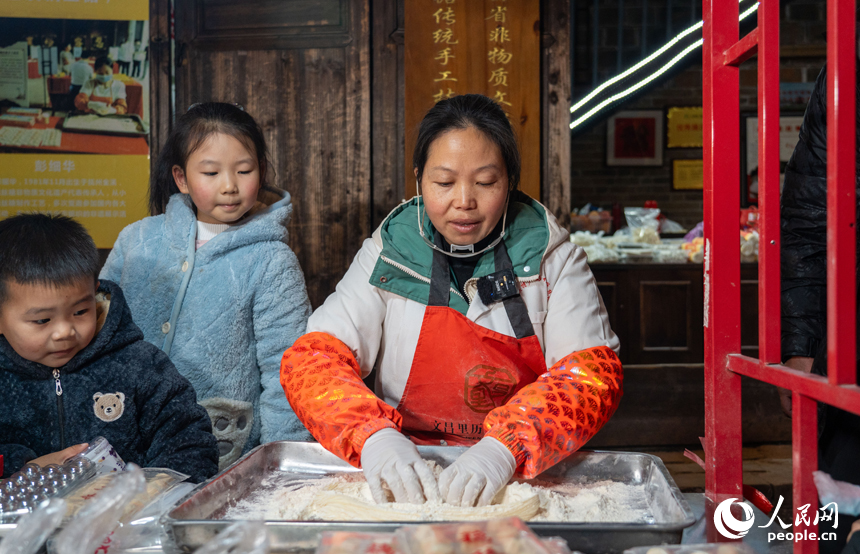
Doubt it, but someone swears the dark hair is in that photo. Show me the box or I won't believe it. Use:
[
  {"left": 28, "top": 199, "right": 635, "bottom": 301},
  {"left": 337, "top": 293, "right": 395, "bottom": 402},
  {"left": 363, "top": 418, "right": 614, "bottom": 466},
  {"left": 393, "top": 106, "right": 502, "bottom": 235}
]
[
  {"left": 0, "top": 214, "right": 99, "bottom": 306},
  {"left": 413, "top": 94, "right": 521, "bottom": 192},
  {"left": 93, "top": 56, "right": 113, "bottom": 71},
  {"left": 149, "top": 102, "right": 270, "bottom": 215}
]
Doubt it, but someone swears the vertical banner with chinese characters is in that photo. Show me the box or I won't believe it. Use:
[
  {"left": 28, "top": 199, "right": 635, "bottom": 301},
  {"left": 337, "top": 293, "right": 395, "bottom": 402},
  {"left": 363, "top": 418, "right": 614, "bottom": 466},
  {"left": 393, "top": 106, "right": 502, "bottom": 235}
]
[
  {"left": 404, "top": 0, "right": 540, "bottom": 200},
  {"left": 0, "top": 0, "right": 150, "bottom": 247}
]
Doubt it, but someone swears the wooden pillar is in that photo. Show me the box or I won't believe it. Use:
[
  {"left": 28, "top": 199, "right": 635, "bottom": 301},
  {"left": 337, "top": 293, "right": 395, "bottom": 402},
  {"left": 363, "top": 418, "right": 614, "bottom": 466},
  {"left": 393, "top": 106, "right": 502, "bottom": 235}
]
[
  {"left": 149, "top": 0, "right": 171, "bottom": 204},
  {"left": 541, "top": 0, "right": 571, "bottom": 227}
]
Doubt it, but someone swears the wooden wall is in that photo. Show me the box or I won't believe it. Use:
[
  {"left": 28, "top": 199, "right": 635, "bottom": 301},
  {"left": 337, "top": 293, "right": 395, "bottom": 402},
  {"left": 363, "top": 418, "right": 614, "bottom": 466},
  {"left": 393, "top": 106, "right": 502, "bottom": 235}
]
[
  {"left": 169, "top": 0, "right": 370, "bottom": 308},
  {"left": 150, "top": 0, "right": 570, "bottom": 308},
  {"left": 587, "top": 264, "right": 791, "bottom": 447}
]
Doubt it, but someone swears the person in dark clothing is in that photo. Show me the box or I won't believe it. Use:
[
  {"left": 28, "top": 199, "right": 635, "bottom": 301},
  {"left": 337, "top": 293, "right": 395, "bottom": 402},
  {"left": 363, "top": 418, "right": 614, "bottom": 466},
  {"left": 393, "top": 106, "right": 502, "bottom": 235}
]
[
  {"left": 0, "top": 214, "right": 219, "bottom": 483},
  {"left": 780, "top": 65, "right": 859, "bottom": 386},
  {"left": 843, "top": 520, "right": 860, "bottom": 554},
  {"left": 780, "top": 64, "right": 860, "bottom": 554}
]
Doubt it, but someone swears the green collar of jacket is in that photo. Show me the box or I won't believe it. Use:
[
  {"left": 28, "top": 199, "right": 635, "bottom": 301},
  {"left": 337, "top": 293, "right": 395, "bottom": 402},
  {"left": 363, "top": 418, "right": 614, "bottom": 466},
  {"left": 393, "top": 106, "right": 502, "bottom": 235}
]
[{"left": 369, "top": 191, "right": 549, "bottom": 314}]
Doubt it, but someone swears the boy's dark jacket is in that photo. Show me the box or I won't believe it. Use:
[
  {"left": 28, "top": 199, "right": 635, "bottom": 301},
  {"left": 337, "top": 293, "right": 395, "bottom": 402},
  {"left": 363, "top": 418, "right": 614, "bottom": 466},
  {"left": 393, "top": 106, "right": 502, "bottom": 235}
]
[{"left": 0, "top": 280, "right": 218, "bottom": 482}]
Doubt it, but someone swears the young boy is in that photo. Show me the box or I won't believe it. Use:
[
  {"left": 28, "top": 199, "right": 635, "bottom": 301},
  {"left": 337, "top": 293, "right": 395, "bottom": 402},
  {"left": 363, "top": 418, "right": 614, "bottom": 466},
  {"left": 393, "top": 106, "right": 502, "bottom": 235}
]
[{"left": 0, "top": 213, "right": 218, "bottom": 483}]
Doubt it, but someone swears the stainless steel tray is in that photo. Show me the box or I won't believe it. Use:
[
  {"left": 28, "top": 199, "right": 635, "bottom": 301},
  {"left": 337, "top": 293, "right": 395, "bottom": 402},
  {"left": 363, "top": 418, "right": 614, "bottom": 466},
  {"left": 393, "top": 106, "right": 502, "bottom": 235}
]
[
  {"left": 61, "top": 113, "right": 149, "bottom": 137},
  {"left": 163, "top": 442, "right": 695, "bottom": 554}
]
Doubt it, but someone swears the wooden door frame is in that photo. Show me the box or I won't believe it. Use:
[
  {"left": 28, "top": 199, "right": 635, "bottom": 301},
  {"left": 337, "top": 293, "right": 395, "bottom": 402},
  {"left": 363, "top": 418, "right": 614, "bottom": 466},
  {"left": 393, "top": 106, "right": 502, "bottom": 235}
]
[{"left": 148, "top": 0, "right": 170, "bottom": 192}]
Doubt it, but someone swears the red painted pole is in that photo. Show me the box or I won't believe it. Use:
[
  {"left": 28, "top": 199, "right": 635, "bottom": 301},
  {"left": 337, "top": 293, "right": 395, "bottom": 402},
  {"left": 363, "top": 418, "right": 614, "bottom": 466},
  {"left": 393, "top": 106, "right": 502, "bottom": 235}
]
[
  {"left": 702, "top": 0, "right": 743, "bottom": 518},
  {"left": 792, "top": 392, "right": 819, "bottom": 554},
  {"left": 703, "top": 2, "right": 860, "bottom": 551},
  {"left": 826, "top": 0, "right": 857, "bottom": 386},
  {"left": 757, "top": 0, "right": 780, "bottom": 364}
]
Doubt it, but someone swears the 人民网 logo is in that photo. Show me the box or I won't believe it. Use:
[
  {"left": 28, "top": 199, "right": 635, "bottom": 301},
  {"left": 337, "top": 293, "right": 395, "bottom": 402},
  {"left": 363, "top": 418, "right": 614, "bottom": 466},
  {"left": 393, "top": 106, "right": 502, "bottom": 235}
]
[
  {"left": 714, "top": 497, "right": 755, "bottom": 539},
  {"left": 713, "top": 495, "right": 839, "bottom": 543}
]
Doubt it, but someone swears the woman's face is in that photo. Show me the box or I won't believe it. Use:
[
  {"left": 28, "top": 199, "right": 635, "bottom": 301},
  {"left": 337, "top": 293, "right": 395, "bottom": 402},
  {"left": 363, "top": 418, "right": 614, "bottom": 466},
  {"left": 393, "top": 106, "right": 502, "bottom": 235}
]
[{"left": 417, "top": 127, "right": 508, "bottom": 246}]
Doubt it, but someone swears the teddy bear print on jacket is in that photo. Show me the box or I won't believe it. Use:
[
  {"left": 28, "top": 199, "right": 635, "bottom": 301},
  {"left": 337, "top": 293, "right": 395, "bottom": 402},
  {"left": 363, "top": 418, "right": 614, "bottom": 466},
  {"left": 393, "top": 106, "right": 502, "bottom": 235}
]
[{"left": 93, "top": 392, "right": 125, "bottom": 422}]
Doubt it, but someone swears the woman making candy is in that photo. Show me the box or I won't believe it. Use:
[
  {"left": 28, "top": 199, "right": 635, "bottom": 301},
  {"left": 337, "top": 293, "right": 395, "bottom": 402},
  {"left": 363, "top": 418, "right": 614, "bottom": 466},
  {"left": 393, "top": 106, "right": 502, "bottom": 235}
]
[
  {"left": 281, "top": 94, "right": 622, "bottom": 508},
  {"left": 74, "top": 56, "right": 127, "bottom": 115}
]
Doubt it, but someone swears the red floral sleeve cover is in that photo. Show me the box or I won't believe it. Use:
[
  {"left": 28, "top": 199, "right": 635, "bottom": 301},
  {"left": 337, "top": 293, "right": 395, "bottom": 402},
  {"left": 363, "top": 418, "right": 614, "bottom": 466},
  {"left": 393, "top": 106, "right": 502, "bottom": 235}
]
[
  {"left": 484, "top": 346, "right": 624, "bottom": 478},
  {"left": 282, "top": 334, "right": 623, "bottom": 477},
  {"left": 280, "top": 332, "right": 401, "bottom": 468}
]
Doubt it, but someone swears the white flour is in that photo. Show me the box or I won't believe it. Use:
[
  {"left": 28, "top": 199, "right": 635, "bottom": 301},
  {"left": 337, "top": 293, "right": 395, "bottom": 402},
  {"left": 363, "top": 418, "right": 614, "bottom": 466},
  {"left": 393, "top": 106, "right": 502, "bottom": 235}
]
[{"left": 223, "top": 470, "right": 652, "bottom": 523}]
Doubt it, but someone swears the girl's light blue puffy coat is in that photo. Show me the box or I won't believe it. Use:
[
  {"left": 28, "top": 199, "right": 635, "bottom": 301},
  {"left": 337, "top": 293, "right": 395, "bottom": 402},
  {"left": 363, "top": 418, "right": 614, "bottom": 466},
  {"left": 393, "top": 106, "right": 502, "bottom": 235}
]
[{"left": 101, "top": 191, "right": 313, "bottom": 468}]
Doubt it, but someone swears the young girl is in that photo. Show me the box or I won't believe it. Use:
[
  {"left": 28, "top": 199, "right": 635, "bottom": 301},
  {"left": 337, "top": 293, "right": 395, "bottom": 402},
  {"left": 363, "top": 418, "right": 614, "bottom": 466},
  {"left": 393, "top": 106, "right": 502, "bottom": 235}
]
[{"left": 102, "top": 102, "right": 313, "bottom": 469}]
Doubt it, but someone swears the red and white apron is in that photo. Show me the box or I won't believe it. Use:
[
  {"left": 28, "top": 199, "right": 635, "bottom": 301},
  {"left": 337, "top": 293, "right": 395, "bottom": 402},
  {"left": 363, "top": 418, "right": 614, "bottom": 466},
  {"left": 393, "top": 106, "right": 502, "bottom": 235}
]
[{"left": 397, "top": 239, "right": 547, "bottom": 446}]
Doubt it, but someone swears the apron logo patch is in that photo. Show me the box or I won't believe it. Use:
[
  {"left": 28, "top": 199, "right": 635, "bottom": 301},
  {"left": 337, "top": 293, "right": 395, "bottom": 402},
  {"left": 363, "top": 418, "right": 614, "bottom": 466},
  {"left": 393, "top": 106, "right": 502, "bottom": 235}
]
[
  {"left": 464, "top": 365, "right": 517, "bottom": 413},
  {"left": 93, "top": 392, "right": 125, "bottom": 422}
]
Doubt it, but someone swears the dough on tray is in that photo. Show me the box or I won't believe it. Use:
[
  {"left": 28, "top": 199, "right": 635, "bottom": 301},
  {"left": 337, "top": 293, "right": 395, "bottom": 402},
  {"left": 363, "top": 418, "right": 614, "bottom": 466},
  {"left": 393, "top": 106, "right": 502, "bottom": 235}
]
[
  {"left": 64, "top": 114, "right": 141, "bottom": 134},
  {"left": 308, "top": 483, "right": 541, "bottom": 522}
]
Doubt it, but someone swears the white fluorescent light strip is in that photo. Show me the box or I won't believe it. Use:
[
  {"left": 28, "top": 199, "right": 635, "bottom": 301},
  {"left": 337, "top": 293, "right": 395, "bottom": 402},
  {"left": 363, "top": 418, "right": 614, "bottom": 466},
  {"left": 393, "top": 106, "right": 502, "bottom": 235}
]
[
  {"left": 570, "top": 38, "right": 704, "bottom": 129},
  {"left": 569, "top": 22, "right": 702, "bottom": 114},
  {"left": 570, "top": 0, "right": 748, "bottom": 115},
  {"left": 739, "top": 2, "right": 760, "bottom": 21},
  {"left": 569, "top": 2, "right": 760, "bottom": 130}
]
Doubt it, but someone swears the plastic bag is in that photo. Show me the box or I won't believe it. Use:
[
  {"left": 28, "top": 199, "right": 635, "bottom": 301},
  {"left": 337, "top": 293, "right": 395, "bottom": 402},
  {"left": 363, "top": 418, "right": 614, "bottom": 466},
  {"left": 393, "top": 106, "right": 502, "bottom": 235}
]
[
  {"left": 814, "top": 470, "right": 860, "bottom": 516},
  {"left": 107, "top": 481, "right": 197, "bottom": 552},
  {"left": 0, "top": 498, "right": 66, "bottom": 554},
  {"left": 196, "top": 521, "right": 269, "bottom": 554},
  {"left": 624, "top": 208, "right": 661, "bottom": 244},
  {"left": 316, "top": 531, "right": 398, "bottom": 554},
  {"left": 540, "top": 537, "right": 573, "bottom": 554},
  {"left": 50, "top": 464, "right": 146, "bottom": 554},
  {"left": 684, "top": 222, "right": 704, "bottom": 242},
  {"left": 394, "top": 517, "right": 553, "bottom": 554},
  {"left": 60, "top": 466, "right": 188, "bottom": 521},
  {"left": 660, "top": 218, "right": 686, "bottom": 234},
  {"left": 624, "top": 544, "right": 756, "bottom": 554},
  {"left": 79, "top": 436, "right": 126, "bottom": 474}
]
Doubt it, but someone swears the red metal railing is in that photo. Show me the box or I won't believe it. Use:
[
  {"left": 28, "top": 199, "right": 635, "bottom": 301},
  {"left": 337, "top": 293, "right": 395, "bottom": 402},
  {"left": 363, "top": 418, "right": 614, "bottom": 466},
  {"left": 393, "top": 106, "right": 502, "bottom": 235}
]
[{"left": 703, "top": 1, "right": 860, "bottom": 552}]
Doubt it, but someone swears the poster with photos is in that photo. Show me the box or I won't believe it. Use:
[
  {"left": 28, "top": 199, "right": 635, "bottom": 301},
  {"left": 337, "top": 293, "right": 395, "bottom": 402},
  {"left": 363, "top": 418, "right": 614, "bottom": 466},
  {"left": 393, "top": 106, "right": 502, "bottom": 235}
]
[{"left": 0, "top": 0, "right": 150, "bottom": 247}]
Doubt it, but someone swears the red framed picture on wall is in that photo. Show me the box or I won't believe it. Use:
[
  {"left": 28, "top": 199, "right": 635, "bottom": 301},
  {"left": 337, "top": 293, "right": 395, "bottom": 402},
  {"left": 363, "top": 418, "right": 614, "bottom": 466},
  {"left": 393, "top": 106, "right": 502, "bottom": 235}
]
[{"left": 606, "top": 110, "right": 664, "bottom": 166}]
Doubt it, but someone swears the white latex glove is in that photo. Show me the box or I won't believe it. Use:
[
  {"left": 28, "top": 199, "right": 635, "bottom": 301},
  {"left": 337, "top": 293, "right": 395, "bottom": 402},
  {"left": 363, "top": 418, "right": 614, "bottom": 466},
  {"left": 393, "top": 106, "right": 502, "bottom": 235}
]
[
  {"left": 360, "top": 428, "right": 440, "bottom": 504},
  {"left": 438, "top": 436, "right": 516, "bottom": 507}
]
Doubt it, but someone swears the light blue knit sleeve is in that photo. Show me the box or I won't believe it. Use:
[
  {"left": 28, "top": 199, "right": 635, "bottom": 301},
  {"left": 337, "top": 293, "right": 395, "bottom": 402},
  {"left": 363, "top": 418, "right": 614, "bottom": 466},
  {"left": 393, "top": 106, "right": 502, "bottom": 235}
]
[{"left": 254, "top": 245, "right": 314, "bottom": 443}]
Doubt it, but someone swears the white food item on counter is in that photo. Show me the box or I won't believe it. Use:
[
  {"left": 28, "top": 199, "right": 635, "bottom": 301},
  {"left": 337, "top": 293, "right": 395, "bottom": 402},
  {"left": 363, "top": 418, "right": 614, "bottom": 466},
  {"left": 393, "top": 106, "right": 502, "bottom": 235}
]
[
  {"left": 223, "top": 463, "right": 651, "bottom": 523},
  {"left": 652, "top": 247, "right": 689, "bottom": 264},
  {"left": 630, "top": 227, "right": 661, "bottom": 245},
  {"left": 309, "top": 482, "right": 540, "bottom": 522},
  {"left": 63, "top": 114, "right": 141, "bottom": 134},
  {"left": 570, "top": 231, "right": 604, "bottom": 247},
  {"left": 740, "top": 231, "right": 759, "bottom": 263},
  {"left": 583, "top": 244, "right": 621, "bottom": 264}
]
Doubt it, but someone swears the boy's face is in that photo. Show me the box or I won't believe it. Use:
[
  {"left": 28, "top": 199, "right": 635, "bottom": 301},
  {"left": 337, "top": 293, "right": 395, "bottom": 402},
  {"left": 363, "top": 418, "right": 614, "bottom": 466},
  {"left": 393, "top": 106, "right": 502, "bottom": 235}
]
[{"left": 0, "top": 278, "right": 98, "bottom": 368}]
